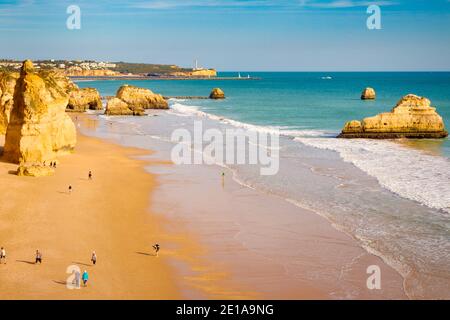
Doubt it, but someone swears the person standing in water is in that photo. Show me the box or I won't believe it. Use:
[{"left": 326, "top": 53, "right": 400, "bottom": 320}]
[
  {"left": 35, "top": 250, "right": 42, "bottom": 264},
  {"left": 91, "top": 251, "right": 97, "bottom": 265},
  {"left": 153, "top": 244, "right": 160, "bottom": 257},
  {"left": 82, "top": 270, "right": 89, "bottom": 287},
  {"left": 0, "top": 247, "right": 6, "bottom": 264}
]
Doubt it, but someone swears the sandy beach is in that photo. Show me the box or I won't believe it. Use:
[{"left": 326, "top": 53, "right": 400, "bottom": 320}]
[
  {"left": 0, "top": 129, "right": 183, "bottom": 299},
  {"left": 0, "top": 113, "right": 409, "bottom": 299}
]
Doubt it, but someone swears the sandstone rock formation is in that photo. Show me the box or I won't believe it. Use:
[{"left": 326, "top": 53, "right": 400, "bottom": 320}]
[
  {"left": 339, "top": 94, "right": 448, "bottom": 139},
  {"left": 361, "top": 87, "right": 376, "bottom": 100},
  {"left": 2, "top": 60, "right": 77, "bottom": 175},
  {"left": 0, "top": 72, "right": 19, "bottom": 134},
  {"left": 67, "top": 87, "right": 103, "bottom": 112},
  {"left": 116, "top": 85, "right": 168, "bottom": 109},
  {"left": 105, "top": 97, "right": 144, "bottom": 116},
  {"left": 209, "top": 88, "right": 225, "bottom": 99}
]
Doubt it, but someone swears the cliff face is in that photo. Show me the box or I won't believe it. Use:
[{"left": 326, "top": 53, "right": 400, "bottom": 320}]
[
  {"left": 3, "top": 60, "right": 76, "bottom": 173},
  {"left": 116, "top": 85, "right": 168, "bottom": 109},
  {"left": 68, "top": 88, "right": 103, "bottom": 111},
  {"left": 0, "top": 72, "right": 19, "bottom": 134},
  {"left": 64, "top": 67, "right": 120, "bottom": 77},
  {"left": 339, "top": 94, "right": 448, "bottom": 139}
]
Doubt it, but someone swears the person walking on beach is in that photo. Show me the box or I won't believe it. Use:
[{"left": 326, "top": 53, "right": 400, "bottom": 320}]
[
  {"left": 35, "top": 250, "right": 42, "bottom": 264},
  {"left": 68, "top": 185, "right": 72, "bottom": 194},
  {"left": 0, "top": 247, "right": 6, "bottom": 264},
  {"left": 82, "top": 270, "right": 89, "bottom": 287},
  {"left": 153, "top": 244, "right": 160, "bottom": 257},
  {"left": 88, "top": 171, "right": 92, "bottom": 180},
  {"left": 91, "top": 251, "right": 97, "bottom": 265}
]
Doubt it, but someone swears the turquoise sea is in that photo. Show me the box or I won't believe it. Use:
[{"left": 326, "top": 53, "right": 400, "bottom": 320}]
[
  {"left": 78, "top": 72, "right": 450, "bottom": 299},
  {"left": 80, "top": 72, "right": 450, "bottom": 157}
]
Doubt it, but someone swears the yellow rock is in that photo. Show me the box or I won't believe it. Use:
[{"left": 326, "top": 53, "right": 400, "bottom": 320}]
[
  {"left": 0, "top": 72, "right": 19, "bottom": 134},
  {"left": 105, "top": 97, "right": 144, "bottom": 116},
  {"left": 209, "top": 88, "right": 225, "bottom": 99},
  {"left": 3, "top": 60, "right": 77, "bottom": 169},
  {"left": 361, "top": 87, "right": 376, "bottom": 100},
  {"left": 67, "top": 88, "right": 103, "bottom": 112},
  {"left": 116, "top": 85, "right": 168, "bottom": 109},
  {"left": 339, "top": 94, "right": 448, "bottom": 139},
  {"left": 17, "top": 164, "right": 55, "bottom": 177}
]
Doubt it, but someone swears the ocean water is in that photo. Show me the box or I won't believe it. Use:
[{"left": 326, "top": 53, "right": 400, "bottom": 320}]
[{"left": 78, "top": 72, "right": 450, "bottom": 299}]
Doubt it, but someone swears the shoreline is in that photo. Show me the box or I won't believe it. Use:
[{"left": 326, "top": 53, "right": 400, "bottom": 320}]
[{"left": 80, "top": 112, "right": 408, "bottom": 299}]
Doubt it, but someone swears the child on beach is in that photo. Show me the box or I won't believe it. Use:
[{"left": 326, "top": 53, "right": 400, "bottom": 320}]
[
  {"left": 82, "top": 270, "right": 89, "bottom": 287},
  {"left": 0, "top": 247, "right": 6, "bottom": 264},
  {"left": 35, "top": 250, "right": 42, "bottom": 264},
  {"left": 91, "top": 251, "right": 97, "bottom": 265},
  {"left": 153, "top": 244, "right": 160, "bottom": 257}
]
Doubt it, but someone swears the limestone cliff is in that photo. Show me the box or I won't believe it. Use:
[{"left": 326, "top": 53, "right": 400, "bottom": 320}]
[
  {"left": 67, "top": 88, "right": 103, "bottom": 112},
  {"left": 361, "top": 87, "right": 376, "bottom": 100},
  {"left": 209, "top": 88, "right": 225, "bottom": 99},
  {"left": 116, "top": 85, "right": 168, "bottom": 109},
  {"left": 339, "top": 94, "right": 448, "bottom": 139},
  {"left": 0, "top": 72, "right": 19, "bottom": 134},
  {"left": 3, "top": 60, "right": 77, "bottom": 174},
  {"left": 65, "top": 67, "right": 120, "bottom": 77}
]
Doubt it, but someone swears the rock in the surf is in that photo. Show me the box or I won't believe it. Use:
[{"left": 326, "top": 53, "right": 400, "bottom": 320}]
[
  {"left": 209, "top": 88, "right": 225, "bottom": 99},
  {"left": 339, "top": 94, "right": 448, "bottom": 139},
  {"left": 116, "top": 85, "right": 168, "bottom": 109},
  {"left": 361, "top": 87, "right": 376, "bottom": 100}
]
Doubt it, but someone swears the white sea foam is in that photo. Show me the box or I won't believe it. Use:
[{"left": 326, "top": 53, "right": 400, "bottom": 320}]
[
  {"left": 295, "top": 137, "right": 450, "bottom": 214},
  {"left": 169, "top": 102, "right": 335, "bottom": 138}
]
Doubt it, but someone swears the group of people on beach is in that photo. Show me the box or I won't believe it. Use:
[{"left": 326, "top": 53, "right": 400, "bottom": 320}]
[{"left": 1, "top": 245, "right": 160, "bottom": 288}]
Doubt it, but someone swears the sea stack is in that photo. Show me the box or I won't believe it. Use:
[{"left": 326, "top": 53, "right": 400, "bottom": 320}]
[
  {"left": 116, "top": 85, "right": 168, "bottom": 109},
  {"left": 338, "top": 94, "right": 448, "bottom": 139},
  {"left": 3, "top": 60, "right": 76, "bottom": 176},
  {"left": 105, "top": 97, "right": 144, "bottom": 116},
  {"left": 361, "top": 87, "right": 376, "bottom": 100},
  {"left": 209, "top": 88, "right": 225, "bottom": 99},
  {"left": 67, "top": 87, "right": 103, "bottom": 112}
]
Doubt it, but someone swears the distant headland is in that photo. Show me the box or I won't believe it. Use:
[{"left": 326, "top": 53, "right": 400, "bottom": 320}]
[{"left": 0, "top": 59, "right": 218, "bottom": 79}]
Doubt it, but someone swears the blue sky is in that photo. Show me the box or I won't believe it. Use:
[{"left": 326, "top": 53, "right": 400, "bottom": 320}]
[{"left": 1, "top": 0, "right": 449, "bottom": 71}]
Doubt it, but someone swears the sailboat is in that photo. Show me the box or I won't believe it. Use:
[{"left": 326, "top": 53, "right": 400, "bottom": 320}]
[{"left": 238, "top": 72, "right": 241, "bottom": 79}]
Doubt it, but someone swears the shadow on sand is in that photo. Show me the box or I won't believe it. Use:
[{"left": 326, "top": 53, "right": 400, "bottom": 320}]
[
  {"left": 72, "top": 261, "right": 92, "bottom": 267},
  {"left": 136, "top": 252, "right": 156, "bottom": 257},
  {"left": 16, "top": 260, "right": 35, "bottom": 265}
]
